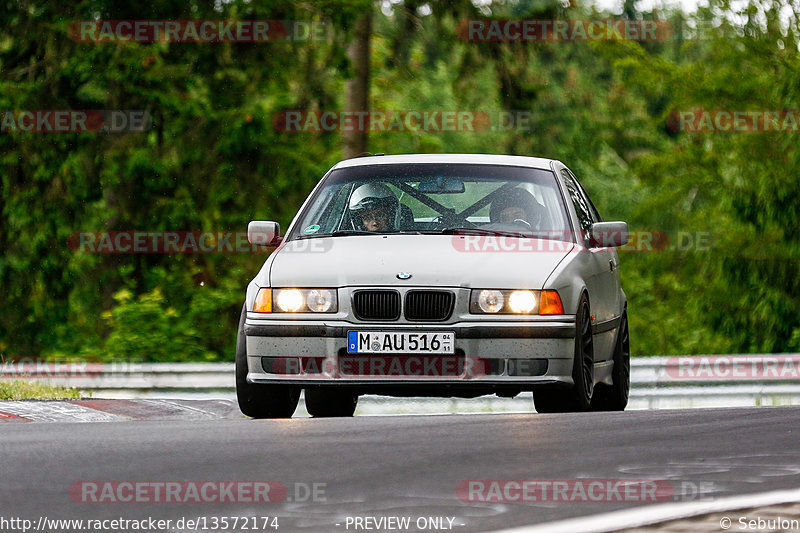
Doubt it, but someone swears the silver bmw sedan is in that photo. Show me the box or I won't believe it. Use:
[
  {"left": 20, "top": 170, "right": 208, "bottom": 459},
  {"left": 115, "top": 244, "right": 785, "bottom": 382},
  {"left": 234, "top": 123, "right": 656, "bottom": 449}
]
[{"left": 237, "top": 154, "right": 630, "bottom": 418}]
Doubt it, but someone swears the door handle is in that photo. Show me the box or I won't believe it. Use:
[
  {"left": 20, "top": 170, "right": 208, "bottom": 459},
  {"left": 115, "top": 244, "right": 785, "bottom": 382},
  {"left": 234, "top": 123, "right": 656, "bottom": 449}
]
[{"left": 609, "top": 260, "right": 615, "bottom": 271}]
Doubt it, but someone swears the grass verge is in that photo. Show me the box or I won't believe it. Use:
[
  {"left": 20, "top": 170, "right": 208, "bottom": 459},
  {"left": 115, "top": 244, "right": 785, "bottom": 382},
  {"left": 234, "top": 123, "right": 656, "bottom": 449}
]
[{"left": 0, "top": 380, "right": 84, "bottom": 400}]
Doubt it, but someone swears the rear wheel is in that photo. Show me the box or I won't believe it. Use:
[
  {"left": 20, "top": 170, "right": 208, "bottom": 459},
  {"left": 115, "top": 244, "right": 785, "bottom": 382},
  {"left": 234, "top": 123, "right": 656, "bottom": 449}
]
[
  {"left": 534, "top": 295, "right": 594, "bottom": 413},
  {"left": 592, "top": 310, "right": 630, "bottom": 411},
  {"left": 235, "top": 304, "right": 300, "bottom": 418},
  {"left": 304, "top": 388, "right": 358, "bottom": 417}
]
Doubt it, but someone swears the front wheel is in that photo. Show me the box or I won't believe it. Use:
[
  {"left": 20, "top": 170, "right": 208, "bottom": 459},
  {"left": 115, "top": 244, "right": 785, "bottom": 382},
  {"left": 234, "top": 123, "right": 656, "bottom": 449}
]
[
  {"left": 533, "top": 295, "right": 594, "bottom": 413},
  {"left": 304, "top": 388, "right": 358, "bottom": 417},
  {"left": 235, "top": 304, "right": 300, "bottom": 418},
  {"left": 592, "top": 310, "right": 630, "bottom": 411}
]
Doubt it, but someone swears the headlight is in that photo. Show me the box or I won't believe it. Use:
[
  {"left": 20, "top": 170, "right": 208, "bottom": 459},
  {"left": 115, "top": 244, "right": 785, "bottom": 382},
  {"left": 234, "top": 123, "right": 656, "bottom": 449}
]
[
  {"left": 276, "top": 289, "right": 305, "bottom": 312},
  {"left": 306, "top": 289, "right": 335, "bottom": 312},
  {"left": 507, "top": 290, "right": 537, "bottom": 313},
  {"left": 253, "top": 288, "right": 338, "bottom": 313},
  {"left": 470, "top": 289, "right": 563, "bottom": 315},
  {"left": 273, "top": 288, "right": 338, "bottom": 313},
  {"left": 477, "top": 290, "right": 505, "bottom": 313}
]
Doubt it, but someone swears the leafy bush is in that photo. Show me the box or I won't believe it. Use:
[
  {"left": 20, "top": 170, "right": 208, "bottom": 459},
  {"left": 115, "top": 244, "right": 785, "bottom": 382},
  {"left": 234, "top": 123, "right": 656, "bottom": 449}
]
[{"left": 88, "top": 288, "right": 223, "bottom": 363}]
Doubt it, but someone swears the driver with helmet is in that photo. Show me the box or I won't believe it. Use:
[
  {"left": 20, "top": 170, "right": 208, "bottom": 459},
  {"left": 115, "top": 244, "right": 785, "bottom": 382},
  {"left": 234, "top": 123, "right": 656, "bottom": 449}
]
[
  {"left": 489, "top": 187, "right": 545, "bottom": 230},
  {"left": 348, "top": 183, "right": 400, "bottom": 232}
]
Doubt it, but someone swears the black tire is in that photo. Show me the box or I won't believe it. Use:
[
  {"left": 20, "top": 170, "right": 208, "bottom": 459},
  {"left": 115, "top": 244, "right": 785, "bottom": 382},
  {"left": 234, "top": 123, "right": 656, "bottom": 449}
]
[
  {"left": 592, "top": 310, "right": 630, "bottom": 411},
  {"left": 534, "top": 294, "right": 594, "bottom": 413},
  {"left": 304, "top": 388, "right": 358, "bottom": 418},
  {"left": 235, "top": 304, "right": 300, "bottom": 418}
]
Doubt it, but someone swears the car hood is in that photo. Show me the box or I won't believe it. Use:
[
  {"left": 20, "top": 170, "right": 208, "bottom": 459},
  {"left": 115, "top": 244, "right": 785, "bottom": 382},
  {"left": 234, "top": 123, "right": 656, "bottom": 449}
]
[{"left": 268, "top": 234, "right": 574, "bottom": 289}]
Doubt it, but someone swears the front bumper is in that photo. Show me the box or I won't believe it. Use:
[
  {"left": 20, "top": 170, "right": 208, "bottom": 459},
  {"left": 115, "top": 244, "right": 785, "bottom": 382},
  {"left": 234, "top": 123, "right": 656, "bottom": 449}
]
[{"left": 244, "top": 315, "right": 576, "bottom": 389}]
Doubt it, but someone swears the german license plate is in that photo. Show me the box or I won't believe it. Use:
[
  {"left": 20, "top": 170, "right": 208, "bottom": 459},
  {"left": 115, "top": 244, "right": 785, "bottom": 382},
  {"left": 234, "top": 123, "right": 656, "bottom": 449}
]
[{"left": 347, "top": 331, "right": 455, "bottom": 354}]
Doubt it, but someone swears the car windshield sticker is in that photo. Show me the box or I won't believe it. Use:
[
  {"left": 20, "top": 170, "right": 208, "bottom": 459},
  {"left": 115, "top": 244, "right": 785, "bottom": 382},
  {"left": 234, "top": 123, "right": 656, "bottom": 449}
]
[{"left": 303, "top": 224, "right": 320, "bottom": 234}]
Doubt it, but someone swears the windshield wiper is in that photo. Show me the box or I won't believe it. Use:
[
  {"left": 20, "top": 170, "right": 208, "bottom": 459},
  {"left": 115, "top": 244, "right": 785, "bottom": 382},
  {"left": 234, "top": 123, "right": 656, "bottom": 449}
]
[
  {"left": 330, "top": 230, "right": 373, "bottom": 237},
  {"left": 330, "top": 230, "right": 428, "bottom": 236},
  {"left": 439, "top": 227, "right": 531, "bottom": 238}
]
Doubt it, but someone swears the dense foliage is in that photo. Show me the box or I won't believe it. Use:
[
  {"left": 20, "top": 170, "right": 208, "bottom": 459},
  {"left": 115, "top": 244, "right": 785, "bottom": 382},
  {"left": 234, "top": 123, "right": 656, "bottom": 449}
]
[{"left": 1, "top": 0, "right": 798, "bottom": 361}]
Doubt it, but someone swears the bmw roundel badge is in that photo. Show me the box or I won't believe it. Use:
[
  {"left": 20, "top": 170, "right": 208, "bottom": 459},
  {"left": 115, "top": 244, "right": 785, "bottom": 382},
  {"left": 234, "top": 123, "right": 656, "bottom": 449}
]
[{"left": 396, "top": 272, "right": 412, "bottom": 280}]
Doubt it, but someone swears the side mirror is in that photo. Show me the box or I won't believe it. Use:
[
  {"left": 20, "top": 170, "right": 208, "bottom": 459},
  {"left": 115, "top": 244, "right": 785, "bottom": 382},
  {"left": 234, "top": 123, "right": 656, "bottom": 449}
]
[
  {"left": 248, "top": 221, "right": 281, "bottom": 246},
  {"left": 591, "top": 221, "right": 629, "bottom": 247}
]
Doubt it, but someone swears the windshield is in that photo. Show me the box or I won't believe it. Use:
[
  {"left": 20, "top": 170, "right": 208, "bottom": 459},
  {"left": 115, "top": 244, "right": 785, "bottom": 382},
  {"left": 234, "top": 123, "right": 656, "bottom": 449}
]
[{"left": 288, "top": 163, "right": 571, "bottom": 241}]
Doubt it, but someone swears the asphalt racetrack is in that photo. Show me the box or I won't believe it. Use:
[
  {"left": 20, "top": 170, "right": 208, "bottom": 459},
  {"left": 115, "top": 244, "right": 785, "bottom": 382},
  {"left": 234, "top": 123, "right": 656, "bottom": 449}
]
[{"left": 2, "top": 405, "right": 800, "bottom": 532}]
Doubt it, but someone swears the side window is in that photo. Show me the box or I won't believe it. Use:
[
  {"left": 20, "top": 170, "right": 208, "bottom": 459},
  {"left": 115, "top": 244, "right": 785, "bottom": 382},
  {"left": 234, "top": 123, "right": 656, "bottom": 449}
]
[
  {"left": 560, "top": 169, "right": 594, "bottom": 233},
  {"left": 568, "top": 170, "right": 602, "bottom": 223}
]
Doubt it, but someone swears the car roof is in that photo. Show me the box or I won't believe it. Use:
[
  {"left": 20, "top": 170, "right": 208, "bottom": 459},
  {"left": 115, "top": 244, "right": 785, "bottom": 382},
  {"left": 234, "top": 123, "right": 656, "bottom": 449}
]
[{"left": 333, "top": 153, "right": 559, "bottom": 171}]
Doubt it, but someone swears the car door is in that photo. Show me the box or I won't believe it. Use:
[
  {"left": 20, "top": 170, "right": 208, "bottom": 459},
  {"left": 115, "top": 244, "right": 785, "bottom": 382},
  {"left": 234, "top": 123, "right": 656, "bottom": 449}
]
[
  {"left": 569, "top": 170, "right": 622, "bottom": 322},
  {"left": 558, "top": 167, "right": 619, "bottom": 361}
]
